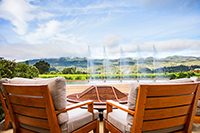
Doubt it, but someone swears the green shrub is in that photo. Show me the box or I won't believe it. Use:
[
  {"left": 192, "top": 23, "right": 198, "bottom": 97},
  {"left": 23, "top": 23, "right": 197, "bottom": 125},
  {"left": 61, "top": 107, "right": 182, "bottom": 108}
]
[
  {"left": 178, "top": 71, "right": 187, "bottom": 78},
  {"left": 0, "top": 58, "right": 39, "bottom": 122},
  {"left": 50, "top": 71, "right": 57, "bottom": 75},
  {"left": 186, "top": 72, "right": 192, "bottom": 78},
  {"left": 81, "top": 76, "right": 87, "bottom": 80},
  {"left": 170, "top": 74, "right": 177, "bottom": 79},
  {"left": 75, "top": 75, "right": 82, "bottom": 80}
]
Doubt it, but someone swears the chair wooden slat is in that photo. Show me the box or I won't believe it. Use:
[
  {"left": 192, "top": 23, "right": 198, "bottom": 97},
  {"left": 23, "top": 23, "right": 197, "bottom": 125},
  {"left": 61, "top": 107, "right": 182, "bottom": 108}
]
[
  {"left": 173, "top": 131, "right": 185, "bottom": 133},
  {"left": 4, "top": 84, "right": 46, "bottom": 96},
  {"left": 144, "top": 105, "right": 191, "bottom": 120},
  {"left": 19, "top": 127, "right": 37, "bottom": 133},
  {"left": 9, "top": 95, "right": 45, "bottom": 107},
  {"left": 145, "top": 94, "right": 194, "bottom": 109},
  {"left": 147, "top": 84, "right": 197, "bottom": 96},
  {"left": 103, "top": 120, "right": 122, "bottom": 133},
  {"left": 194, "top": 116, "right": 200, "bottom": 123},
  {"left": 142, "top": 115, "right": 188, "bottom": 131},
  {"left": 16, "top": 114, "right": 50, "bottom": 129},
  {"left": 12, "top": 104, "right": 47, "bottom": 119}
]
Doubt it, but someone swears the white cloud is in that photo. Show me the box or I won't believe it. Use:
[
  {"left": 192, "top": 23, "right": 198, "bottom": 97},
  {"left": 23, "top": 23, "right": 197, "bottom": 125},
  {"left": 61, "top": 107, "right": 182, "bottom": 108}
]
[
  {"left": 22, "top": 19, "right": 81, "bottom": 43},
  {"left": 0, "top": 34, "right": 8, "bottom": 44},
  {"left": 36, "top": 11, "right": 55, "bottom": 20},
  {"left": 154, "top": 39, "right": 200, "bottom": 52},
  {"left": 101, "top": 35, "right": 120, "bottom": 48},
  {"left": 0, "top": 0, "right": 36, "bottom": 35},
  {"left": 57, "top": 0, "right": 139, "bottom": 16},
  {"left": 0, "top": 40, "right": 88, "bottom": 61},
  {"left": 22, "top": 20, "right": 63, "bottom": 43},
  {"left": 138, "top": 0, "right": 200, "bottom": 11},
  {"left": 0, "top": 0, "right": 55, "bottom": 35},
  {"left": 118, "top": 39, "right": 200, "bottom": 59},
  {"left": 1, "top": 38, "right": 200, "bottom": 61},
  {"left": 0, "top": 0, "right": 199, "bottom": 61}
]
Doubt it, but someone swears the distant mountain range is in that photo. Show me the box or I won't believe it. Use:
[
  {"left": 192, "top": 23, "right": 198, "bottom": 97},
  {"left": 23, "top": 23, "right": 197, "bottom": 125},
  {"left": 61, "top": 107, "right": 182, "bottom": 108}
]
[{"left": 26, "top": 55, "right": 200, "bottom": 73}]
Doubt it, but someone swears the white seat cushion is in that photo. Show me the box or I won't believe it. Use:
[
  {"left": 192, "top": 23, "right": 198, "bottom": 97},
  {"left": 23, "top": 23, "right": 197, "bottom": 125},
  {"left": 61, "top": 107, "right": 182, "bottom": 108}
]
[
  {"left": 168, "top": 78, "right": 194, "bottom": 83},
  {"left": 61, "top": 108, "right": 99, "bottom": 132},
  {"left": 190, "top": 77, "right": 200, "bottom": 82},
  {"left": 0, "top": 78, "right": 9, "bottom": 96},
  {"left": 197, "top": 101, "right": 200, "bottom": 116},
  {"left": 103, "top": 109, "right": 128, "bottom": 133}
]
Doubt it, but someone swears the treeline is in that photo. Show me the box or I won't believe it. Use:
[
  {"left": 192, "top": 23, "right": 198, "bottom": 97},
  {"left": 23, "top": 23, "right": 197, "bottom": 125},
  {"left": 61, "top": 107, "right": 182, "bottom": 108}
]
[
  {"left": 155, "top": 65, "right": 200, "bottom": 73},
  {"left": 28, "top": 57, "right": 88, "bottom": 68},
  {"left": 49, "top": 65, "right": 200, "bottom": 75}
]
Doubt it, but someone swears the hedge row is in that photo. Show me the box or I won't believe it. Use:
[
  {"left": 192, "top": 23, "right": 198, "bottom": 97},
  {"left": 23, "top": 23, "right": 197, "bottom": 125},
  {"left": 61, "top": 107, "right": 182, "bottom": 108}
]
[
  {"left": 39, "top": 73, "right": 171, "bottom": 80},
  {"left": 39, "top": 72, "right": 200, "bottom": 80}
]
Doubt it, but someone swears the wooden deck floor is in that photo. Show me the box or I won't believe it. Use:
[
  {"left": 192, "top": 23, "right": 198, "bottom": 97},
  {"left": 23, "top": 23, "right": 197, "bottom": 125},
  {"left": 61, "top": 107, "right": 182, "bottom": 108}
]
[{"left": 1, "top": 118, "right": 200, "bottom": 133}]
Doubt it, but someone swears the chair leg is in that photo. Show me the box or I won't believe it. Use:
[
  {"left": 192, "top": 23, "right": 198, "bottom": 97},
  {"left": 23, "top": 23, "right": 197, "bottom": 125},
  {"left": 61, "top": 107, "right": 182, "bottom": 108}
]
[
  {"left": 93, "top": 119, "right": 99, "bottom": 133},
  {"left": 3, "top": 115, "right": 11, "bottom": 131},
  {"left": 103, "top": 120, "right": 109, "bottom": 133},
  {"left": 3, "top": 120, "right": 9, "bottom": 131}
]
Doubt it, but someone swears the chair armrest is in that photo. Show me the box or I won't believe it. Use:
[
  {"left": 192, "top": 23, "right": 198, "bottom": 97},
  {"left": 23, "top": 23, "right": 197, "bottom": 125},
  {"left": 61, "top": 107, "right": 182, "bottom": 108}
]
[
  {"left": 56, "top": 100, "right": 93, "bottom": 114},
  {"left": 106, "top": 100, "right": 135, "bottom": 115},
  {"left": 55, "top": 100, "right": 95, "bottom": 120}
]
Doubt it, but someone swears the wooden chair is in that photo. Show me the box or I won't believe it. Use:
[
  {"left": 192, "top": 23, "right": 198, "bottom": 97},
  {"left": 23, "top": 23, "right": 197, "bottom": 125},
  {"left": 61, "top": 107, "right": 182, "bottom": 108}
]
[
  {"left": 104, "top": 83, "right": 200, "bottom": 133},
  {"left": 0, "top": 90, "right": 11, "bottom": 130},
  {"left": 194, "top": 97, "right": 200, "bottom": 123},
  {"left": 2, "top": 84, "right": 99, "bottom": 133}
]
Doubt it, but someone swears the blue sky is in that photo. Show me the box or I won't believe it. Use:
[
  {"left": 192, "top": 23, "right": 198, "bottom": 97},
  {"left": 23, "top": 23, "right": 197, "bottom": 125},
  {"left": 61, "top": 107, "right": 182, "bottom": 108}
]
[{"left": 0, "top": 0, "right": 200, "bottom": 61}]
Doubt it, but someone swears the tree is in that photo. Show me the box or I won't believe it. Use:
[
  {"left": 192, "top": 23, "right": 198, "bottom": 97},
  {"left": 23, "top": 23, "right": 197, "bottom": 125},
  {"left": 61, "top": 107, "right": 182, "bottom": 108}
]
[
  {"left": 33, "top": 60, "right": 50, "bottom": 74},
  {"left": 62, "top": 67, "right": 72, "bottom": 74},
  {"left": 50, "top": 71, "right": 57, "bottom": 75},
  {"left": 62, "top": 67, "right": 77, "bottom": 74},
  {"left": 71, "top": 67, "right": 77, "bottom": 74},
  {"left": 25, "top": 60, "right": 29, "bottom": 65}
]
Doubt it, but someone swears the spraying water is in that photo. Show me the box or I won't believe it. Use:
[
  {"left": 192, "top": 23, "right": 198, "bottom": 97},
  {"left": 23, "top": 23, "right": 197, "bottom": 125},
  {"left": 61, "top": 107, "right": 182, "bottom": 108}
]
[
  {"left": 153, "top": 44, "right": 157, "bottom": 81},
  {"left": 120, "top": 46, "right": 130, "bottom": 81},
  {"left": 120, "top": 47, "right": 123, "bottom": 81},
  {"left": 103, "top": 46, "right": 107, "bottom": 82},
  {"left": 137, "top": 45, "right": 140, "bottom": 82},
  {"left": 87, "top": 46, "right": 95, "bottom": 81}
]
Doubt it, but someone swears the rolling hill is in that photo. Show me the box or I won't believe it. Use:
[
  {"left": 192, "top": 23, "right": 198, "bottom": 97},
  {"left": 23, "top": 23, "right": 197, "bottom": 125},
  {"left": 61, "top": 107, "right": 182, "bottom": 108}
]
[{"left": 25, "top": 55, "right": 200, "bottom": 73}]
